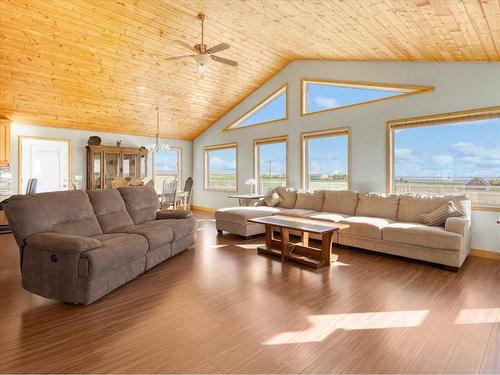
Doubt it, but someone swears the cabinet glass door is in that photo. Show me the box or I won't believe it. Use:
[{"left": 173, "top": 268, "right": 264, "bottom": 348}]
[
  {"left": 92, "top": 152, "right": 102, "bottom": 189},
  {"left": 122, "top": 153, "right": 138, "bottom": 178},
  {"left": 104, "top": 152, "right": 120, "bottom": 189}
]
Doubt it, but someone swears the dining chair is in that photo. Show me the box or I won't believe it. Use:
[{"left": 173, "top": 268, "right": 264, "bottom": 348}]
[
  {"left": 160, "top": 179, "right": 177, "bottom": 210},
  {"left": 178, "top": 177, "right": 193, "bottom": 208}
]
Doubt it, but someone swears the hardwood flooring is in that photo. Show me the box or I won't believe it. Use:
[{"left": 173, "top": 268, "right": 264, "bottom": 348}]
[{"left": 0, "top": 210, "right": 499, "bottom": 373}]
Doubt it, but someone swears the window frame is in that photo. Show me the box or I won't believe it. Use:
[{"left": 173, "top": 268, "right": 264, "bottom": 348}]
[
  {"left": 224, "top": 85, "right": 288, "bottom": 131},
  {"left": 253, "top": 135, "right": 288, "bottom": 194},
  {"left": 386, "top": 106, "right": 500, "bottom": 212},
  {"left": 204, "top": 142, "right": 238, "bottom": 192},
  {"left": 153, "top": 146, "right": 182, "bottom": 191},
  {"left": 301, "top": 79, "right": 433, "bottom": 116},
  {"left": 301, "top": 127, "right": 352, "bottom": 190}
]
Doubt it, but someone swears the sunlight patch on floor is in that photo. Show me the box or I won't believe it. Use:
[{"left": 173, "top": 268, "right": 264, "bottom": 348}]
[
  {"left": 235, "top": 243, "right": 264, "bottom": 250},
  {"left": 455, "top": 308, "right": 500, "bottom": 324},
  {"left": 263, "top": 310, "right": 429, "bottom": 345}
]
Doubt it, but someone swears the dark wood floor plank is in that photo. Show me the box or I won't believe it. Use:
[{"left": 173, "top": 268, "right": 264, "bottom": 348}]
[{"left": 0, "top": 210, "right": 499, "bottom": 374}]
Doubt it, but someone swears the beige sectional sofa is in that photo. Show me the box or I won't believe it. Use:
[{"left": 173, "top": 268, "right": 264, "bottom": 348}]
[
  {"left": 5, "top": 186, "right": 197, "bottom": 304},
  {"left": 215, "top": 187, "right": 471, "bottom": 269}
]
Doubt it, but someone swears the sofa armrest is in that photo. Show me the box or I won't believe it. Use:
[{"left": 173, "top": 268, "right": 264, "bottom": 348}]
[
  {"left": 25, "top": 232, "right": 102, "bottom": 254},
  {"left": 445, "top": 217, "right": 470, "bottom": 236},
  {"left": 156, "top": 210, "right": 192, "bottom": 220}
]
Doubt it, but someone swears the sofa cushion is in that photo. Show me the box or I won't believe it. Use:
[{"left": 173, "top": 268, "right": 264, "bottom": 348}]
[
  {"left": 398, "top": 194, "right": 471, "bottom": 223},
  {"left": 215, "top": 206, "right": 283, "bottom": 226},
  {"left": 383, "top": 222, "right": 462, "bottom": 251},
  {"left": 79, "top": 233, "right": 148, "bottom": 279},
  {"left": 279, "top": 208, "right": 318, "bottom": 217},
  {"left": 157, "top": 217, "right": 197, "bottom": 240},
  {"left": 113, "top": 221, "right": 174, "bottom": 250},
  {"left": 26, "top": 232, "right": 101, "bottom": 253},
  {"left": 118, "top": 185, "right": 160, "bottom": 225},
  {"left": 322, "top": 191, "right": 359, "bottom": 215},
  {"left": 306, "top": 212, "right": 349, "bottom": 222},
  {"left": 5, "top": 190, "right": 102, "bottom": 246},
  {"left": 339, "top": 216, "right": 394, "bottom": 239},
  {"left": 355, "top": 193, "right": 399, "bottom": 220},
  {"left": 275, "top": 187, "right": 297, "bottom": 209},
  {"left": 295, "top": 190, "right": 325, "bottom": 211},
  {"left": 87, "top": 189, "right": 134, "bottom": 233}
]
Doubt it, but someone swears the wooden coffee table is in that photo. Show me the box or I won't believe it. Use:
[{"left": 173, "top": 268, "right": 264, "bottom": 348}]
[{"left": 248, "top": 215, "right": 349, "bottom": 269}]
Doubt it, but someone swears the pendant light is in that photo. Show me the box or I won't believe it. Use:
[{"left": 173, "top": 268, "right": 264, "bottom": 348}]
[{"left": 153, "top": 106, "right": 169, "bottom": 152}]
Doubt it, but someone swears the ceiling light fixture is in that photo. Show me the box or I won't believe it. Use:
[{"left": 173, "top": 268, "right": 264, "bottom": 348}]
[{"left": 151, "top": 106, "right": 169, "bottom": 152}]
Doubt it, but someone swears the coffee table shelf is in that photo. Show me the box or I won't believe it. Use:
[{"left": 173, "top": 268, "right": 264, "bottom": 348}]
[{"left": 249, "top": 215, "right": 348, "bottom": 269}]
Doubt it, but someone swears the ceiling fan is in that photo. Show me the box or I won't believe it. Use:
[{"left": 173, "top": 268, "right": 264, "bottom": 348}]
[{"left": 165, "top": 13, "right": 238, "bottom": 72}]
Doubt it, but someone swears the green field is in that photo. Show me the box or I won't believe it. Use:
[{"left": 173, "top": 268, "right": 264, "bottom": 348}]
[{"left": 208, "top": 174, "right": 348, "bottom": 192}]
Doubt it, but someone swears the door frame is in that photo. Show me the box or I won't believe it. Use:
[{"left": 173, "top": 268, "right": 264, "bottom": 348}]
[{"left": 18, "top": 136, "right": 72, "bottom": 193}]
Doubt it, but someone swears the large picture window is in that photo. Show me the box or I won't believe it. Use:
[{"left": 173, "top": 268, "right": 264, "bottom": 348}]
[
  {"left": 301, "top": 128, "right": 351, "bottom": 190},
  {"left": 388, "top": 107, "right": 500, "bottom": 209},
  {"left": 154, "top": 148, "right": 181, "bottom": 193},
  {"left": 254, "top": 136, "right": 287, "bottom": 194},
  {"left": 205, "top": 143, "right": 238, "bottom": 192},
  {"left": 302, "top": 80, "right": 432, "bottom": 115}
]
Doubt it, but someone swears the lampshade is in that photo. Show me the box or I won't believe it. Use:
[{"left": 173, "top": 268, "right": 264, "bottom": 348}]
[{"left": 245, "top": 178, "right": 256, "bottom": 185}]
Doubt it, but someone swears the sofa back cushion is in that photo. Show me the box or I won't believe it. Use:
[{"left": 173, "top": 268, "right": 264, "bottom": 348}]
[
  {"left": 5, "top": 190, "right": 102, "bottom": 246},
  {"left": 355, "top": 192, "right": 399, "bottom": 220},
  {"left": 87, "top": 189, "right": 134, "bottom": 233},
  {"left": 118, "top": 185, "right": 160, "bottom": 225},
  {"left": 322, "top": 190, "right": 359, "bottom": 215},
  {"left": 275, "top": 187, "right": 297, "bottom": 209},
  {"left": 398, "top": 194, "right": 471, "bottom": 223},
  {"left": 295, "top": 190, "right": 325, "bottom": 211}
]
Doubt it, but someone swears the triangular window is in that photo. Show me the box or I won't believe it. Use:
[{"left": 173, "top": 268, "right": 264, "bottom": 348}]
[
  {"left": 226, "top": 85, "right": 287, "bottom": 130},
  {"left": 303, "top": 80, "right": 432, "bottom": 115}
]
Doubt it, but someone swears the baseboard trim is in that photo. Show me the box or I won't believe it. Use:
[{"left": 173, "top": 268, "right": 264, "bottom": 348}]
[
  {"left": 191, "top": 205, "right": 216, "bottom": 213},
  {"left": 470, "top": 248, "right": 500, "bottom": 260}
]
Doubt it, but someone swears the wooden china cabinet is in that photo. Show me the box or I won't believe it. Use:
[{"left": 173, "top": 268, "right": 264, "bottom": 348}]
[{"left": 86, "top": 144, "right": 147, "bottom": 190}]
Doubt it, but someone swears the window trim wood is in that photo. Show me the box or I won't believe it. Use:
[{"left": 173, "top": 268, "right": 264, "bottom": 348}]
[
  {"left": 300, "top": 127, "right": 352, "bottom": 190},
  {"left": 224, "top": 85, "right": 288, "bottom": 131},
  {"left": 301, "top": 79, "right": 433, "bottom": 116},
  {"left": 204, "top": 142, "right": 239, "bottom": 192},
  {"left": 253, "top": 135, "right": 289, "bottom": 194},
  {"left": 386, "top": 106, "right": 500, "bottom": 212}
]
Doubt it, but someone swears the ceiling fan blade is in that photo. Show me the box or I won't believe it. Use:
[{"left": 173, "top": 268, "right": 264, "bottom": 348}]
[
  {"left": 174, "top": 40, "right": 196, "bottom": 52},
  {"left": 165, "top": 55, "right": 196, "bottom": 61},
  {"left": 210, "top": 55, "right": 238, "bottom": 66},
  {"left": 206, "top": 42, "right": 230, "bottom": 54}
]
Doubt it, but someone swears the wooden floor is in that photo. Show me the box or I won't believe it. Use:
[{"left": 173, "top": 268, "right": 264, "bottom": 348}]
[{"left": 0, "top": 210, "right": 499, "bottom": 374}]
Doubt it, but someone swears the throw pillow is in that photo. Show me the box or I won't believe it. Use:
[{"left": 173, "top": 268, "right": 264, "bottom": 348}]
[
  {"left": 421, "top": 201, "right": 463, "bottom": 226},
  {"left": 264, "top": 192, "right": 282, "bottom": 207}
]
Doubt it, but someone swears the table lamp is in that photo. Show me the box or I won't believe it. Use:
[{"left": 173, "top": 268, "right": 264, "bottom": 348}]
[{"left": 245, "top": 178, "right": 257, "bottom": 195}]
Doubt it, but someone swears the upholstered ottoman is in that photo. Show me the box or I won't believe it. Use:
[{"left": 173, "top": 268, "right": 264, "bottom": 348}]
[{"left": 215, "top": 206, "right": 282, "bottom": 238}]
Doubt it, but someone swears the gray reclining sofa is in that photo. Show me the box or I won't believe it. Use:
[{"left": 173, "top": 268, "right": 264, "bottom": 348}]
[{"left": 5, "top": 185, "right": 196, "bottom": 305}]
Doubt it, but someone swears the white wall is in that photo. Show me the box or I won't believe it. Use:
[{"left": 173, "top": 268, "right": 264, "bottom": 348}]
[
  {"left": 192, "top": 60, "right": 500, "bottom": 252},
  {"left": 9, "top": 123, "right": 192, "bottom": 193}
]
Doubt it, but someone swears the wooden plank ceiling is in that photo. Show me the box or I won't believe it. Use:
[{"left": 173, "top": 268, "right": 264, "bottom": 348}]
[{"left": 1, "top": 0, "right": 499, "bottom": 140}]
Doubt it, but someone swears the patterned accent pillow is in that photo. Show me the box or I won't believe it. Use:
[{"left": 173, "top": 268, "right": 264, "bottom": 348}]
[
  {"left": 421, "top": 201, "right": 463, "bottom": 226},
  {"left": 264, "top": 192, "right": 282, "bottom": 207}
]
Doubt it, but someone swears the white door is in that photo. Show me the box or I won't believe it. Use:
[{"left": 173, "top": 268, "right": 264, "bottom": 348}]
[{"left": 20, "top": 137, "right": 70, "bottom": 193}]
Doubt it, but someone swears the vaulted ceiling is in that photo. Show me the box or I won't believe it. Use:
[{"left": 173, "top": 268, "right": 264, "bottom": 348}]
[{"left": 1, "top": 0, "right": 499, "bottom": 140}]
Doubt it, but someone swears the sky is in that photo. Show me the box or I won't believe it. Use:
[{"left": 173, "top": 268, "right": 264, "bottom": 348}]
[
  {"left": 237, "top": 91, "right": 286, "bottom": 128},
  {"left": 307, "top": 136, "right": 348, "bottom": 175},
  {"left": 394, "top": 118, "right": 500, "bottom": 178},
  {"left": 306, "top": 83, "right": 404, "bottom": 113},
  {"left": 259, "top": 142, "right": 286, "bottom": 175},
  {"left": 155, "top": 150, "right": 179, "bottom": 174},
  {"left": 208, "top": 148, "right": 237, "bottom": 174}
]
